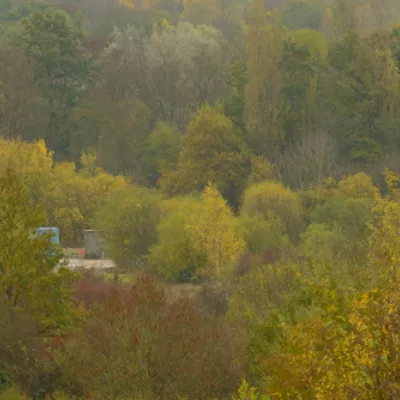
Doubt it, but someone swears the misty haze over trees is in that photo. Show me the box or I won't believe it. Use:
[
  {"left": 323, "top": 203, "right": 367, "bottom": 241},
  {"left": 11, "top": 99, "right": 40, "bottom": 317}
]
[{"left": 1, "top": 0, "right": 400, "bottom": 399}]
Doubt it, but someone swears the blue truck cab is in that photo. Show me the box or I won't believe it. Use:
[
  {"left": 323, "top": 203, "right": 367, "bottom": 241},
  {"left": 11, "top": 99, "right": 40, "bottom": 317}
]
[{"left": 33, "top": 227, "right": 61, "bottom": 256}]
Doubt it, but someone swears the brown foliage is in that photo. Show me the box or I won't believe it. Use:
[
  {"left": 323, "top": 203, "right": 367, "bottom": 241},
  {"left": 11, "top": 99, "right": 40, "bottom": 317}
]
[
  {"left": 73, "top": 270, "right": 129, "bottom": 309},
  {"left": 61, "top": 277, "right": 244, "bottom": 400},
  {"left": 0, "top": 299, "right": 63, "bottom": 398}
]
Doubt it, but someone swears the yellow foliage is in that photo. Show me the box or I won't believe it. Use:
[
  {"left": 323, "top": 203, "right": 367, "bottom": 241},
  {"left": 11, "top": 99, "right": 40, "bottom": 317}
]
[
  {"left": 45, "top": 163, "right": 128, "bottom": 244},
  {"left": 188, "top": 184, "right": 245, "bottom": 280},
  {"left": 0, "top": 138, "right": 53, "bottom": 202},
  {"left": 368, "top": 199, "right": 400, "bottom": 285},
  {"left": 337, "top": 172, "right": 380, "bottom": 200},
  {"left": 300, "top": 177, "right": 337, "bottom": 208},
  {"left": 0, "top": 388, "right": 27, "bottom": 400},
  {"left": 259, "top": 195, "right": 400, "bottom": 398},
  {"left": 80, "top": 149, "right": 101, "bottom": 178},
  {"left": 247, "top": 155, "right": 276, "bottom": 187},
  {"left": 231, "top": 379, "right": 269, "bottom": 400},
  {"left": 383, "top": 167, "right": 400, "bottom": 201},
  {"left": 118, "top": 0, "right": 159, "bottom": 9},
  {"left": 262, "top": 286, "right": 400, "bottom": 399},
  {"left": 0, "top": 138, "right": 128, "bottom": 246}
]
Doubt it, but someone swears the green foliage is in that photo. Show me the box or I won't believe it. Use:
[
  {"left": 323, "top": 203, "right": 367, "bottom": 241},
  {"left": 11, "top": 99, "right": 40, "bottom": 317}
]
[
  {"left": 281, "top": 0, "right": 324, "bottom": 31},
  {"left": 237, "top": 212, "right": 292, "bottom": 255},
  {"left": 323, "top": 30, "right": 400, "bottom": 162},
  {"left": 93, "top": 186, "right": 162, "bottom": 269},
  {"left": 148, "top": 197, "right": 205, "bottom": 282},
  {"left": 0, "top": 1, "right": 49, "bottom": 22},
  {"left": 245, "top": 3, "right": 286, "bottom": 158},
  {"left": 301, "top": 223, "right": 345, "bottom": 263},
  {"left": 289, "top": 27, "right": 327, "bottom": 65},
  {"left": 224, "top": 60, "right": 247, "bottom": 131},
  {"left": 146, "top": 121, "right": 181, "bottom": 184},
  {"left": 2, "top": 1, "right": 400, "bottom": 399},
  {"left": 97, "top": 99, "right": 152, "bottom": 180},
  {"left": 246, "top": 156, "right": 276, "bottom": 187},
  {"left": 241, "top": 181, "right": 303, "bottom": 241},
  {"left": 160, "top": 104, "right": 252, "bottom": 210},
  {"left": 280, "top": 36, "right": 319, "bottom": 143},
  {"left": 0, "top": 167, "right": 79, "bottom": 333},
  {"left": 17, "top": 8, "right": 91, "bottom": 158},
  {"left": 0, "top": 0, "right": 11, "bottom": 15}
]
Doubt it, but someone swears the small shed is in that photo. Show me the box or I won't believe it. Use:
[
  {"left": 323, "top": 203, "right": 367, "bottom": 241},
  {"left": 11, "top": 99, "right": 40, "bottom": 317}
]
[{"left": 84, "top": 230, "right": 107, "bottom": 259}]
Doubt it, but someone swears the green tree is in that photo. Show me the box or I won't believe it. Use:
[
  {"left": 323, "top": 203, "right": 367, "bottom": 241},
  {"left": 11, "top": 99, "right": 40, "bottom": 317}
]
[
  {"left": 93, "top": 187, "right": 162, "bottom": 270},
  {"left": 241, "top": 181, "right": 303, "bottom": 241},
  {"left": 18, "top": 8, "right": 91, "bottom": 160},
  {"left": 224, "top": 60, "right": 247, "bottom": 132},
  {"left": 280, "top": 36, "right": 319, "bottom": 144},
  {"left": 145, "top": 121, "right": 181, "bottom": 185},
  {"left": 237, "top": 212, "right": 292, "bottom": 255},
  {"left": 148, "top": 197, "right": 206, "bottom": 282},
  {"left": 0, "top": 44, "right": 47, "bottom": 141},
  {"left": 0, "top": 168, "right": 78, "bottom": 333},
  {"left": 245, "top": 1, "right": 286, "bottom": 159},
  {"left": 281, "top": 0, "right": 324, "bottom": 31},
  {"left": 160, "top": 104, "right": 252, "bottom": 210},
  {"left": 0, "top": 0, "right": 11, "bottom": 14},
  {"left": 322, "top": 30, "right": 400, "bottom": 162},
  {"left": 97, "top": 99, "right": 152, "bottom": 181}
]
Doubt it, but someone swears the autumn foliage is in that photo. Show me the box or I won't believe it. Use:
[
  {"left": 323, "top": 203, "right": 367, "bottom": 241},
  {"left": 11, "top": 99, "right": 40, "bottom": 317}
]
[
  {"left": 2, "top": 0, "right": 400, "bottom": 399},
  {"left": 57, "top": 277, "right": 244, "bottom": 400}
]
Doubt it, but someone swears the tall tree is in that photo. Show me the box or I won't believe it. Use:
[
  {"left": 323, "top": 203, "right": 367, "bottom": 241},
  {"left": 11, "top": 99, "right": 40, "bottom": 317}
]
[
  {"left": 0, "top": 46, "right": 47, "bottom": 141},
  {"left": 322, "top": 0, "right": 359, "bottom": 40},
  {"left": 245, "top": 0, "right": 286, "bottom": 160},
  {"left": 159, "top": 104, "right": 252, "bottom": 210},
  {"left": 18, "top": 9, "right": 91, "bottom": 160},
  {"left": 322, "top": 30, "right": 400, "bottom": 162},
  {"left": 280, "top": 36, "right": 318, "bottom": 144}
]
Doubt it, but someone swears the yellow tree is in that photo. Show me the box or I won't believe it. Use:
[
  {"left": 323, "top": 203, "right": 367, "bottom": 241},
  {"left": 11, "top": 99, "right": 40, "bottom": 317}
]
[
  {"left": 336, "top": 172, "right": 380, "bottom": 201},
  {"left": 118, "top": 0, "right": 159, "bottom": 9},
  {"left": 0, "top": 138, "right": 53, "bottom": 203},
  {"left": 188, "top": 184, "right": 245, "bottom": 280},
  {"left": 45, "top": 161, "right": 127, "bottom": 245},
  {"left": 245, "top": 0, "right": 286, "bottom": 160}
]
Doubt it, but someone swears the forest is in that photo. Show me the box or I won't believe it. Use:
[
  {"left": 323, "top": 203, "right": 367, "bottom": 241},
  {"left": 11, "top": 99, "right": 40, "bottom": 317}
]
[{"left": 1, "top": 0, "right": 400, "bottom": 399}]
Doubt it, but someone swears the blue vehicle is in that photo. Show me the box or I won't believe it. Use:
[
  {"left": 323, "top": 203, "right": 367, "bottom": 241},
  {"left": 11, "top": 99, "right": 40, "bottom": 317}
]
[{"left": 33, "top": 227, "right": 61, "bottom": 256}]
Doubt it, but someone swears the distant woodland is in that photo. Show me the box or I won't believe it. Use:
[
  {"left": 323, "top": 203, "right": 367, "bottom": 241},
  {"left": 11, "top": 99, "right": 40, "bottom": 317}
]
[{"left": 2, "top": 0, "right": 400, "bottom": 399}]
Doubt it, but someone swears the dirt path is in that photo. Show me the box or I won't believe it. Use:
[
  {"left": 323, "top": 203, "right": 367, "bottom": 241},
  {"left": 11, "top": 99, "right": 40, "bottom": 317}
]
[{"left": 59, "top": 258, "right": 116, "bottom": 270}]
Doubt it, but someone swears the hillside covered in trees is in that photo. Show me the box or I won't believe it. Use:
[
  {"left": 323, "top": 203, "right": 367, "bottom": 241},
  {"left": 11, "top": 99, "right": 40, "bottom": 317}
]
[{"left": 1, "top": 0, "right": 400, "bottom": 399}]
